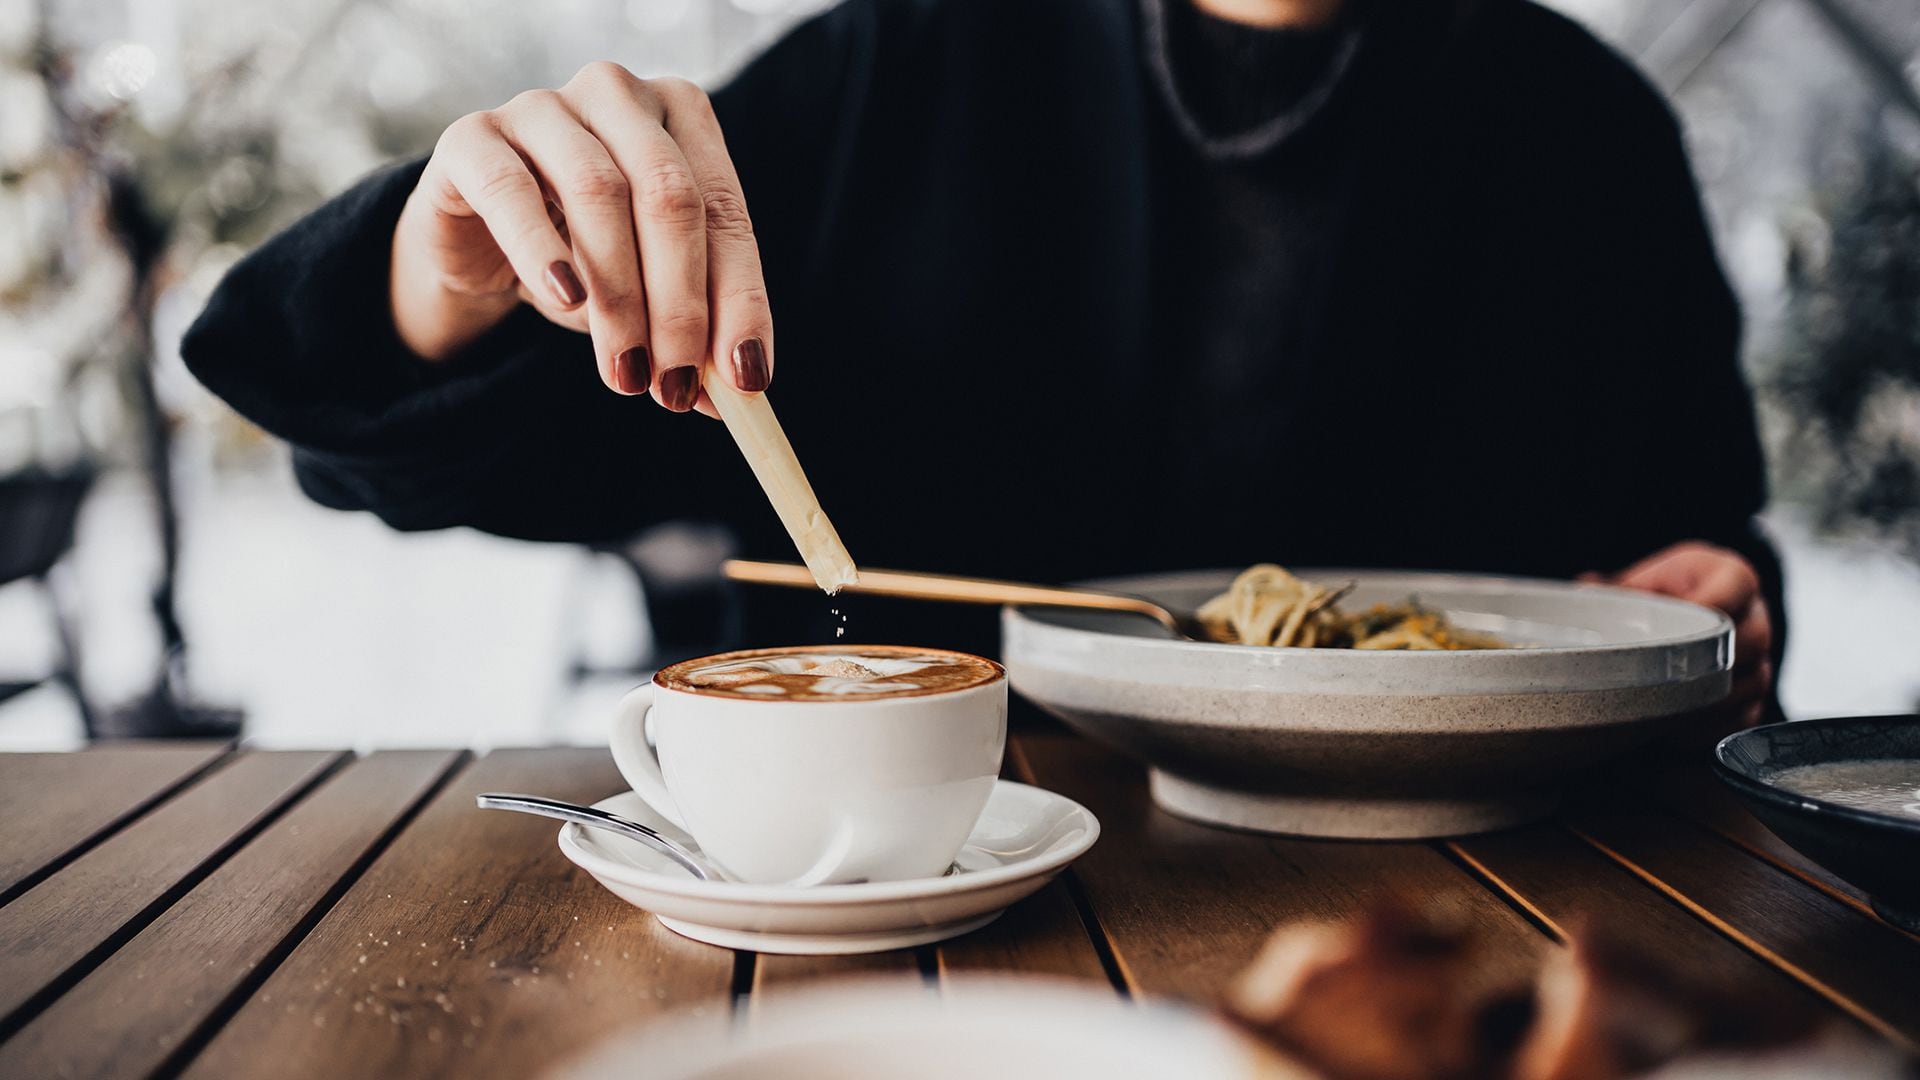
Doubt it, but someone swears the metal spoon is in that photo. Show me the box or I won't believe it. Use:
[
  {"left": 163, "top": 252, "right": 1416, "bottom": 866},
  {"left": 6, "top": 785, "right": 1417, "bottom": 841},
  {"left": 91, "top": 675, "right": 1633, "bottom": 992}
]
[
  {"left": 476, "top": 793, "right": 716, "bottom": 881},
  {"left": 723, "top": 559, "right": 1209, "bottom": 639}
]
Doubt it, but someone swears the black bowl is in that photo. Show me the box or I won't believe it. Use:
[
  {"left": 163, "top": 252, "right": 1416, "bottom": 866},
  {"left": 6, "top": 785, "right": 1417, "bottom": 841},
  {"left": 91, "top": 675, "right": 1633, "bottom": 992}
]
[{"left": 1714, "top": 715, "right": 1920, "bottom": 932}]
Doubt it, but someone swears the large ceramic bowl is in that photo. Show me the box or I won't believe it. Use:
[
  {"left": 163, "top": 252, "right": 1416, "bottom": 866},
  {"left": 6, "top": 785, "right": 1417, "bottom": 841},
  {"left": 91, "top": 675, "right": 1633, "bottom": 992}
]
[
  {"left": 1003, "top": 569, "right": 1732, "bottom": 839},
  {"left": 1714, "top": 715, "right": 1920, "bottom": 932}
]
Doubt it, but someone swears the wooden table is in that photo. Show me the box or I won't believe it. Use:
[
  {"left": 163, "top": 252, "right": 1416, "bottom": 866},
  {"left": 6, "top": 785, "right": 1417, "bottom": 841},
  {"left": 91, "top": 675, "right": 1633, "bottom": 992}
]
[{"left": 2, "top": 733, "right": 1916, "bottom": 1078}]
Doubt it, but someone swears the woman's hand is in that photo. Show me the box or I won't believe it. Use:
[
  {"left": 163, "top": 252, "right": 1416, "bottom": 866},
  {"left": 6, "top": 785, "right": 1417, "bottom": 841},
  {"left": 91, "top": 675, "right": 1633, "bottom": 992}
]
[
  {"left": 1585, "top": 541, "right": 1774, "bottom": 727},
  {"left": 389, "top": 62, "right": 771, "bottom": 413}
]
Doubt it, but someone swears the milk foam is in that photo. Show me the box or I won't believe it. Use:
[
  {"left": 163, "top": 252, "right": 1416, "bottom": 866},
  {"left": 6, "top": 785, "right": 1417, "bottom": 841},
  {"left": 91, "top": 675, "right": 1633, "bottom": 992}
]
[{"left": 683, "top": 652, "right": 959, "bottom": 697}]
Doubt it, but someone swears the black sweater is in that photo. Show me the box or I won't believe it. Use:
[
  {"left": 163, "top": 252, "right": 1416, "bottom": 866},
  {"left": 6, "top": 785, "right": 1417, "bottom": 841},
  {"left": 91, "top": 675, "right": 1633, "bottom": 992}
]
[{"left": 182, "top": 0, "right": 1780, "bottom": 660}]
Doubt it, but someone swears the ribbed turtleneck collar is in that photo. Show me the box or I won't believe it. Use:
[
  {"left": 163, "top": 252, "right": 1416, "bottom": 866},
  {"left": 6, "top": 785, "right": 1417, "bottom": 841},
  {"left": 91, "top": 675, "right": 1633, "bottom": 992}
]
[{"left": 1141, "top": 0, "right": 1367, "bottom": 161}]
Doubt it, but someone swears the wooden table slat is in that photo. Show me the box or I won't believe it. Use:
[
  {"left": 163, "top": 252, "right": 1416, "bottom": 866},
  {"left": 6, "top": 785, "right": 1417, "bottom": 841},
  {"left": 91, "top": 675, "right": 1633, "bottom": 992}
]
[
  {"left": 0, "top": 750, "right": 462, "bottom": 1080},
  {"left": 934, "top": 879, "right": 1116, "bottom": 992},
  {"left": 1016, "top": 734, "right": 1551, "bottom": 1002},
  {"left": 931, "top": 738, "right": 1127, "bottom": 994},
  {"left": 751, "top": 951, "right": 927, "bottom": 996},
  {"left": 178, "top": 749, "right": 736, "bottom": 1080},
  {"left": 1446, "top": 825, "right": 1834, "bottom": 1027},
  {"left": 1569, "top": 808, "right": 1920, "bottom": 1052},
  {"left": 7, "top": 741, "right": 1917, "bottom": 1076},
  {"left": 1645, "top": 766, "right": 1879, "bottom": 916},
  {"left": 743, "top": 951, "right": 929, "bottom": 1032},
  {"left": 0, "top": 742, "right": 230, "bottom": 902},
  {"left": 0, "top": 750, "right": 341, "bottom": 1034}
]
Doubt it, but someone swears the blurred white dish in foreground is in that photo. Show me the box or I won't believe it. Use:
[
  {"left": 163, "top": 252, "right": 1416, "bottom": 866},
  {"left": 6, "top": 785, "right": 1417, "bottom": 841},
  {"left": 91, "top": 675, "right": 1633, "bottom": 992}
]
[{"left": 558, "top": 977, "right": 1301, "bottom": 1080}]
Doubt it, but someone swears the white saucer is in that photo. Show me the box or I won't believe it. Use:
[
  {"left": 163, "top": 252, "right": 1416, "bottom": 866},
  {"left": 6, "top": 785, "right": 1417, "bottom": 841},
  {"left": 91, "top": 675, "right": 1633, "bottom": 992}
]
[{"left": 557, "top": 781, "right": 1100, "bottom": 955}]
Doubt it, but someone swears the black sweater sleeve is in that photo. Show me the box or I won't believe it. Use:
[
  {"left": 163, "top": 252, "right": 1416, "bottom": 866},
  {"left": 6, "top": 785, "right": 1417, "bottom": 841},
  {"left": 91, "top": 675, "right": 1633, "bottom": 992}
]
[
  {"left": 180, "top": 0, "right": 890, "bottom": 543},
  {"left": 1625, "top": 97, "right": 1788, "bottom": 679},
  {"left": 1556, "top": 23, "right": 1789, "bottom": 684},
  {"left": 1473, "top": 2, "right": 1786, "bottom": 682}
]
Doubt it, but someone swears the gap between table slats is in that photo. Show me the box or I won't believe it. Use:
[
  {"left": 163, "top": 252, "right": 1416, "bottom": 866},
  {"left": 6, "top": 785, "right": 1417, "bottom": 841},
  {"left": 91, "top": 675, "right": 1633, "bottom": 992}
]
[
  {"left": 0, "top": 750, "right": 466, "bottom": 1080},
  {"left": 934, "top": 737, "right": 1129, "bottom": 996},
  {"left": 0, "top": 750, "right": 344, "bottom": 1041},
  {"left": 1565, "top": 808, "right": 1920, "bottom": 1053},
  {"left": 1641, "top": 765, "right": 1905, "bottom": 928},
  {"left": 738, "top": 735, "right": 1124, "bottom": 1023},
  {"left": 176, "top": 749, "right": 737, "bottom": 1080},
  {"left": 1012, "top": 734, "right": 1551, "bottom": 1004},
  {"left": 0, "top": 742, "right": 235, "bottom": 908},
  {"left": 1445, "top": 824, "right": 1842, "bottom": 1033}
]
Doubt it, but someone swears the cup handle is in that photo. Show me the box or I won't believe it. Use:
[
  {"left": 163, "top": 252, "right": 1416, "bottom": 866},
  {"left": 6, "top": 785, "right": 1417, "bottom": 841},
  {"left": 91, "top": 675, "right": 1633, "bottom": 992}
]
[{"left": 609, "top": 685, "right": 690, "bottom": 832}]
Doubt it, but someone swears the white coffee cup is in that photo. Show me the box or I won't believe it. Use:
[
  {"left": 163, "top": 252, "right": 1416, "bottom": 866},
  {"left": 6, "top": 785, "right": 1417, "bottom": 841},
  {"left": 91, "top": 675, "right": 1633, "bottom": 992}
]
[{"left": 609, "top": 645, "right": 1007, "bottom": 885}]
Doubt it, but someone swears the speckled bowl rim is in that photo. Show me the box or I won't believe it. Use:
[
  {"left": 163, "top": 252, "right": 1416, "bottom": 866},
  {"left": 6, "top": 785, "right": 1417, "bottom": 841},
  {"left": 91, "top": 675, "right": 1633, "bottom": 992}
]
[
  {"left": 1002, "top": 568, "right": 1733, "bottom": 697},
  {"left": 1713, "top": 715, "right": 1920, "bottom": 839}
]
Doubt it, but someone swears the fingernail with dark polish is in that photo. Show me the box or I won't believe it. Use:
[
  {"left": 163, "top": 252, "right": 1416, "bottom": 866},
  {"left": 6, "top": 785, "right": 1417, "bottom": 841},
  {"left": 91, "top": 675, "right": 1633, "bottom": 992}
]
[
  {"left": 732, "top": 338, "right": 770, "bottom": 393},
  {"left": 612, "top": 346, "right": 651, "bottom": 395},
  {"left": 659, "top": 366, "right": 700, "bottom": 412},
  {"left": 545, "top": 261, "right": 586, "bottom": 307}
]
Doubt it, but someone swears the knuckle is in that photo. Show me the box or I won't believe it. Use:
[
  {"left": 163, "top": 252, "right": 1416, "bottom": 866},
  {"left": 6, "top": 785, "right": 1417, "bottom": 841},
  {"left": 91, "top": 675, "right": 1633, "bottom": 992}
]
[
  {"left": 652, "top": 305, "right": 709, "bottom": 337},
  {"left": 568, "top": 161, "right": 630, "bottom": 204},
  {"left": 572, "top": 60, "right": 638, "bottom": 92},
  {"left": 716, "top": 280, "right": 770, "bottom": 316},
  {"left": 701, "top": 187, "right": 754, "bottom": 237},
  {"left": 589, "top": 280, "right": 641, "bottom": 310},
  {"left": 624, "top": 81, "right": 663, "bottom": 115},
  {"left": 638, "top": 165, "right": 704, "bottom": 225},
  {"left": 506, "top": 87, "right": 565, "bottom": 115},
  {"left": 568, "top": 60, "right": 645, "bottom": 102},
  {"left": 506, "top": 217, "right": 556, "bottom": 254},
  {"left": 441, "top": 110, "right": 497, "bottom": 150},
  {"left": 650, "top": 76, "right": 708, "bottom": 107},
  {"left": 472, "top": 161, "right": 533, "bottom": 205}
]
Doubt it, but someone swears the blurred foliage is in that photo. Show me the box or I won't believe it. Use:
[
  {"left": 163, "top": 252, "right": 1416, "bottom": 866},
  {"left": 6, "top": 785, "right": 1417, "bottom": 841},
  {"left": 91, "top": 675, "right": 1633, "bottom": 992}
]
[{"left": 1767, "top": 124, "right": 1920, "bottom": 558}]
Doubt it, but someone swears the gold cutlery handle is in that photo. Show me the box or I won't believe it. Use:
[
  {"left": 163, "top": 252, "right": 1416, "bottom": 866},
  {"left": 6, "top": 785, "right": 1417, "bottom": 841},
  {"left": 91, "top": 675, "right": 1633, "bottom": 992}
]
[{"left": 722, "top": 559, "right": 1180, "bottom": 632}]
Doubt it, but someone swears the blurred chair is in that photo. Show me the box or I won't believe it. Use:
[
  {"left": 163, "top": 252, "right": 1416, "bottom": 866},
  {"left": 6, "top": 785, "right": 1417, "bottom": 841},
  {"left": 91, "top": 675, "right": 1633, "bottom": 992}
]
[
  {"left": 571, "top": 521, "right": 742, "bottom": 684},
  {"left": 0, "top": 465, "right": 97, "bottom": 733}
]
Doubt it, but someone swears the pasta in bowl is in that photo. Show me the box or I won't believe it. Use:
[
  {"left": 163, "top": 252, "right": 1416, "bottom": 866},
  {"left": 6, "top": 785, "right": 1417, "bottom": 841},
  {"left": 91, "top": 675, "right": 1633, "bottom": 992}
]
[
  {"left": 1196, "top": 564, "right": 1508, "bottom": 650},
  {"left": 1002, "top": 568, "right": 1733, "bottom": 839}
]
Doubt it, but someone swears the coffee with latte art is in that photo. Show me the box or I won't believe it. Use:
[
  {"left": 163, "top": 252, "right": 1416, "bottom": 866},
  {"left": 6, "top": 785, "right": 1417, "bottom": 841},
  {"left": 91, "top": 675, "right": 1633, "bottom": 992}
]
[{"left": 659, "top": 645, "right": 1001, "bottom": 701}]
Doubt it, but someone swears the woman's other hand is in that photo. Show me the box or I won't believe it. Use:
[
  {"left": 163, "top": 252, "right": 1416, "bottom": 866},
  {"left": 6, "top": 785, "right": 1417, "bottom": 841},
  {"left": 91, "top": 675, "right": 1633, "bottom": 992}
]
[
  {"left": 1584, "top": 541, "right": 1774, "bottom": 728},
  {"left": 389, "top": 62, "right": 771, "bottom": 414}
]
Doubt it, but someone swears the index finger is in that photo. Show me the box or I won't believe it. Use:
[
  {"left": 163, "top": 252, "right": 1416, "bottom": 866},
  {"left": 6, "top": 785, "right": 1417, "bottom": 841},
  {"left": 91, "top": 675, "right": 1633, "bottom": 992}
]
[
  {"left": 432, "top": 113, "right": 587, "bottom": 314},
  {"left": 655, "top": 78, "right": 774, "bottom": 396},
  {"left": 1686, "top": 555, "right": 1761, "bottom": 620},
  {"left": 565, "top": 69, "right": 709, "bottom": 411},
  {"left": 1616, "top": 544, "right": 1757, "bottom": 619}
]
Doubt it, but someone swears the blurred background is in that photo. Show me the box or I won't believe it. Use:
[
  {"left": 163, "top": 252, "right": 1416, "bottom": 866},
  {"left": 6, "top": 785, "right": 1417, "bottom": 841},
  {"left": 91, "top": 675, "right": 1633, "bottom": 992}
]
[{"left": 1, "top": 0, "right": 1916, "bottom": 749}]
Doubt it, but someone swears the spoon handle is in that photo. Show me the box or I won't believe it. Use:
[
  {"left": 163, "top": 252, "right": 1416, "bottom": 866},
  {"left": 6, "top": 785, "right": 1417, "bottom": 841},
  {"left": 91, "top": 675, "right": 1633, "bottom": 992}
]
[
  {"left": 722, "top": 559, "right": 1181, "bottom": 632},
  {"left": 476, "top": 793, "right": 712, "bottom": 881}
]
